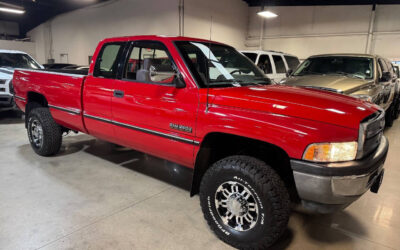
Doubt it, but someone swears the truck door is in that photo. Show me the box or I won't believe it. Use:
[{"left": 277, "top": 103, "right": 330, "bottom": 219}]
[
  {"left": 111, "top": 40, "right": 199, "bottom": 168},
  {"left": 83, "top": 42, "right": 126, "bottom": 141}
]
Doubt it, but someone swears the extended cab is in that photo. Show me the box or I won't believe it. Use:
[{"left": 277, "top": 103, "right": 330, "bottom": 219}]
[
  {"left": 13, "top": 36, "right": 388, "bottom": 249},
  {"left": 282, "top": 54, "right": 400, "bottom": 126}
]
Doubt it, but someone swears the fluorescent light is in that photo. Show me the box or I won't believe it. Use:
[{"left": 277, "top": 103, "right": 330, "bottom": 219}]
[
  {"left": 0, "top": 7, "right": 25, "bottom": 14},
  {"left": 257, "top": 10, "right": 278, "bottom": 18}
]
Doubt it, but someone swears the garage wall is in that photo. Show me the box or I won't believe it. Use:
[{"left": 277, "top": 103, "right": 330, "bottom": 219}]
[
  {"left": 246, "top": 4, "right": 400, "bottom": 60},
  {"left": 28, "top": 0, "right": 248, "bottom": 65},
  {"left": 0, "top": 40, "right": 37, "bottom": 58}
]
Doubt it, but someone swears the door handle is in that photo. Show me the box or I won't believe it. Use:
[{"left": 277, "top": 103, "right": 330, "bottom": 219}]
[{"left": 113, "top": 90, "right": 124, "bottom": 98}]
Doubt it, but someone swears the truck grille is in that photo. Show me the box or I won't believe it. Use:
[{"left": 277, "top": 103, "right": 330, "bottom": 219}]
[
  {"left": 0, "top": 80, "right": 6, "bottom": 85},
  {"left": 0, "top": 87, "right": 5, "bottom": 92},
  {"left": 357, "top": 111, "right": 385, "bottom": 159}
]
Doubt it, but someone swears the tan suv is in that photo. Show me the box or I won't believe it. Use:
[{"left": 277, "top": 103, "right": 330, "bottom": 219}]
[{"left": 282, "top": 54, "right": 400, "bottom": 126}]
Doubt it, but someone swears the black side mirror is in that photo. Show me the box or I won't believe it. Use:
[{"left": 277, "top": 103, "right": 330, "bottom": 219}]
[
  {"left": 380, "top": 72, "right": 391, "bottom": 82},
  {"left": 286, "top": 69, "right": 293, "bottom": 77},
  {"left": 174, "top": 72, "right": 186, "bottom": 89}
]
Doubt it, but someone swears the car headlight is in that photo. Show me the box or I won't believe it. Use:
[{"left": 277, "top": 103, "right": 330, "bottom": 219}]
[
  {"left": 303, "top": 141, "right": 358, "bottom": 163},
  {"left": 352, "top": 94, "right": 372, "bottom": 102}
]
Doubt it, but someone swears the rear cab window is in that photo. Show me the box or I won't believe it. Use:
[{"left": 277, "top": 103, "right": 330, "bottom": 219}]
[{"left": 93, "top": 42, "right": 126, "bottom": 78}]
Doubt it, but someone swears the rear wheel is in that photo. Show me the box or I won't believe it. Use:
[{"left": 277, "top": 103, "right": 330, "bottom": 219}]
[
  {"left": 27, "top": 107, "right": 62, "bottom": 156},
  {"left": 199, "top": 156, "right": 290, "bottom": 249}
]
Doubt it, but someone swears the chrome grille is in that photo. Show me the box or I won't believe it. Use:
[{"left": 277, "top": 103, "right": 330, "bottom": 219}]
[{"left": 357, "top": 111, "right": 385, "bottom": 159}]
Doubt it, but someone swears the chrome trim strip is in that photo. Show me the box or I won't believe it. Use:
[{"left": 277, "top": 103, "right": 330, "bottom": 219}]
[
  {"left": 15, "top": 68, "right": 85, "bottom": 78},
  {"left": 48, "top": 104, "right": 81, "bottom": 115},
  {"left": 14, "top": 95, "right": 26, "bottom": 101},
  {"left": 84, "top": 113, "right": 200, "bottom": 146}
]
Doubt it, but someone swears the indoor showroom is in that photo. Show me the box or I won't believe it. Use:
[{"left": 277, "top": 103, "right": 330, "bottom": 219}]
[{"left": 1, "top": 0, "right": 400, "bottom": 249}]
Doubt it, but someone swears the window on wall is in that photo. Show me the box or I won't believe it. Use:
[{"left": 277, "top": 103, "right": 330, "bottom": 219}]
[
  {"left": 123, "top": 41, "right": 176, "bottom": 84},
  {"left": 94, "top": 43, "right": 125, "bottom": 78},
  {"left": 257, "top": 55, "right": 272, "bottom": 74},
  {"left": 272, "top": 55, "right": 286, "bottom": 73}
]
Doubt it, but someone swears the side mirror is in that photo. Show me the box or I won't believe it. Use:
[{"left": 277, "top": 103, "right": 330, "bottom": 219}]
[
  {"left": 286, "top": 69, "right": 293, "bottom": 77},
  {"left": 380, "top": 72, "right": 391, "bottom": 82},
  {"left": 173, "top": 72, "right": 186, "bottom": 89}
]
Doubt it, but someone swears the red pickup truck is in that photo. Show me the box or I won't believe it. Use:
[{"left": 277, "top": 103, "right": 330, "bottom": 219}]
[{"left": 13, "top": 35, "right": 388, "bottom": 249}]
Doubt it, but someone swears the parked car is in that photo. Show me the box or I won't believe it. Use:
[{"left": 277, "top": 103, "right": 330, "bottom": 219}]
[
  {"left": 0, "top": 49, "right": 43, "bottom": 112},
  {"left": 13, "top": 36, "right": 387, "bottom": 249},
  {"left": 282, "top": 54, "right": 400, "bottom": 126},
  {"left": 241, "top": 50, "right": 300, "bottom": 83},
  {"left": 42, "top": 63, "right": 76, "bottom": 69}
]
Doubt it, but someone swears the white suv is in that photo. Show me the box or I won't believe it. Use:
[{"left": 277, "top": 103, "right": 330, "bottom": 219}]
[
  {"left": 241, "top": 50, "right": 300, "bottom": 83},
  {"left": 0, "top": 50, "right": 43, "bottom": 111}
]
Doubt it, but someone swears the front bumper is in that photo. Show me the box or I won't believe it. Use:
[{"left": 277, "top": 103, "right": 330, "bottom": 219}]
[
  {"left": 0, "top": 94, "right": 15, "bottom": 109},
  {"left": 291, "top": 136, "right": 388, "bottom": 213}
]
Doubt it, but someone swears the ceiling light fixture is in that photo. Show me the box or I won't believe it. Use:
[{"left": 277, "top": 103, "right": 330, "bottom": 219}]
[{"left": 257, "top": 10, "right": 278, "bottom": 18}]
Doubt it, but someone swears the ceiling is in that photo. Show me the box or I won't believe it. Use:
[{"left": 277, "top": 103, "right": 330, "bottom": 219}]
[
  {"left": 0, "top": 0, "right": 109, "bottom": 38},
  {"left": 243, "top": 0, "right": 400, "bottom": 7}
]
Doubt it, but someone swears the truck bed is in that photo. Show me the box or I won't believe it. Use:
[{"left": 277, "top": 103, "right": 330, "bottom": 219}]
[{"left": 13, "top": 68, "right": 87, "bottom": 132}]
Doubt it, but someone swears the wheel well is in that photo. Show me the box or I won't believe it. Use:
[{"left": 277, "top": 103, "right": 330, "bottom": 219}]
[
  {"left": 191, "top": 132, "right": 299, "bottom": 202},
  {"left": 25, "top": 92, "right": 48, "bottom": 128}
]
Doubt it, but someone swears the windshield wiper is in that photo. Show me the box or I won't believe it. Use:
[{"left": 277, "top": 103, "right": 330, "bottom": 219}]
[
  {"left": 208, "top": 79, "right": 242, "bottom": 87},
  {"left": 294, "top": 72, "right": 323, "bottom": 76}
]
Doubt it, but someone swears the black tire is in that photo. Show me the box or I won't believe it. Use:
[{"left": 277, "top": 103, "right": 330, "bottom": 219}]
[
  {"left": 394, "top": 96, "right": 400, "bottom": 120},
  {"left": 385, "top": 103, "right": 395, "bottom": 127},
  {"left": 199, "top": 156, "right": 290, "bottom": 249},
  {"left": 27, "top": 107, "right": 62, "bottom": 156}
]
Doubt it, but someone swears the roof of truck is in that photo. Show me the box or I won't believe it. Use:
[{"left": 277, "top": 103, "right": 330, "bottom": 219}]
[
  {"left": 100, "top": 35, "right": 225, "bottom": 45},
  {"left": 309, "top": 53, "right": 378, "bottom": 58}
]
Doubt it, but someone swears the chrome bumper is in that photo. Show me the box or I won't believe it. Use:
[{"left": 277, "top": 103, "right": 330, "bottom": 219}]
[{"left": 291, "top": 136, "right": 388, "bottom": 213}]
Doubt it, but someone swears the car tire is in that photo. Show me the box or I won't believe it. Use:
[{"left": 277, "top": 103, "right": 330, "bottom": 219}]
[
  {"left": 394, "top": 95, "right": 400, "bottom": 120},
  {"left": 27, "top": 107, "right": 62, "bottom": 156},
  {"left": 199, "top": 155, "right": 290, "bottom": 249},
  {"left": 385, "top": 103, "right": 395, "bottom": 127}
]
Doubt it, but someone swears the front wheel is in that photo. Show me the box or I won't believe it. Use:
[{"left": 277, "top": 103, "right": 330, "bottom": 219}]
[
  {"left": 27, "top": 107, "right": 62, "bottom": 156},
  {"left": 385, "top": 103, "right": 395, "bottom": 127},
  {"left": 199, "top": 156, "right": 290, "bottom": 249}
]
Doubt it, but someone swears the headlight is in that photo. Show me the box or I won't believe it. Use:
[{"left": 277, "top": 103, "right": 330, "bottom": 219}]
[
  {"left": 303, "top": 141, "right": 358, "bottom": 163},
  {"left": 352, "top": 94, "right": 372, "bottom": 102}
]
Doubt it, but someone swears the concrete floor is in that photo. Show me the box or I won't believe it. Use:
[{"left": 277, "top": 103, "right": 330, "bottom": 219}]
[{"left": 0, "top": 110, "right": 399, "bottom": 250}]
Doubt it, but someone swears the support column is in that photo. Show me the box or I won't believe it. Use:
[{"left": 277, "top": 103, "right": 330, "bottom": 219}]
[{"left": 365, "top": 4, "right": 376, "bottom": 54}]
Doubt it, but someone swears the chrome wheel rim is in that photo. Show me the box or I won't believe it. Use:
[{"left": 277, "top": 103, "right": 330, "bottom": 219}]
[
  {"left": 214, "top": 181, "right": 259, "bottom": 231},
  {"left": 30, "top": 119, "right": 43, "bottom": 148}
]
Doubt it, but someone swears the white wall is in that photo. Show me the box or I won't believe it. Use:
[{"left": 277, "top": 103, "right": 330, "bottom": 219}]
[
  {"left": 246, "top": 4, "right": 400, "bottom": 60},
  {"left": 0, "top": 40, "right": 36, "bottom": 58},
  {"left": 28, "top": 0, "right": 248, "bottom": 65}
]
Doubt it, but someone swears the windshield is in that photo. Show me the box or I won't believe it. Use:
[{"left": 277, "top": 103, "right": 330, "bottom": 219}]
[
  {"left": 175, "top": 41, "right": 270, "bottom": 88},
  {"left": 0, "top": 53, "right": 41, "bottom": 69},
  {"left": 294, "top": 56, "right": 374, "bottom": 79}
]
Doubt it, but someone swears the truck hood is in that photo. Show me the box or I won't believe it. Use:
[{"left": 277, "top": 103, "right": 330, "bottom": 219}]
[
  {"left": 283, "top": 75, "right": 372, "bottom": 94},
  {"left": 209, "top": 85, "right": 379, "bottom": 129}
]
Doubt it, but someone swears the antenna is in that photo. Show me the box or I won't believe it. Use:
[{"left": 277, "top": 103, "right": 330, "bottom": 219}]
[{"left": 206, "top": 16, "right": 212, "bottom": 113}]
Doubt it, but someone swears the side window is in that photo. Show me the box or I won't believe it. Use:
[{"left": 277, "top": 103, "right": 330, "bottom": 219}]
[
  {"left": 377, "top": 60, "right": 383, "bottom": 79},
  {"left": 284, "top": 56, "right": 300, "bottom": 70},
  {"left": 124, "top": 41, "right": 176, "bottom": 84},
  {"left": 93, "top": 43, "right": 124, "bottom": 78},
  {"left": 243, "top": 53, "right": 258, "bottom": 63},
  {"left": 258, "top": 55, "right": 273, "bottom": 74},
  {"left": 272, "top": 55, "right": 286, "bottom": 73}
]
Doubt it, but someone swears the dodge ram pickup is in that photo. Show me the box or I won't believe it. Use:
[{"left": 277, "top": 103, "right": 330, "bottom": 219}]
[{"left": 13, "top": 36, "right": 388, "bottom": 249}]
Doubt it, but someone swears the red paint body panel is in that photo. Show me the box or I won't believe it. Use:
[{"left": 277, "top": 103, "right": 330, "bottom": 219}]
[{"left": 13, "top": 35, "right": 380, "bottom": 169}]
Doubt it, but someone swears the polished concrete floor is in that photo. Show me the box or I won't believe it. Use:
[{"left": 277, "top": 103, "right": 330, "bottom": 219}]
[{"left": 0, "top": 110, "right": 399, "bottom": 250}]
